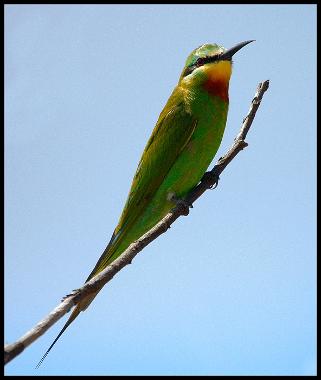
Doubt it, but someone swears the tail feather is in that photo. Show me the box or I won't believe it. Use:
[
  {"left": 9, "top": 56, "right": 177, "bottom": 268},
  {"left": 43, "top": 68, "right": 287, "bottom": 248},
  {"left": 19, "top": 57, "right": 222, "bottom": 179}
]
[
  {"left": 36, "top": 232, "right": 117, "bottom": 368},
  {"left": 35, "top": 305, "right": 81, "bottom": 368},
  {"left": 35, "top": 286, "right": 103, "bottom": 369}
]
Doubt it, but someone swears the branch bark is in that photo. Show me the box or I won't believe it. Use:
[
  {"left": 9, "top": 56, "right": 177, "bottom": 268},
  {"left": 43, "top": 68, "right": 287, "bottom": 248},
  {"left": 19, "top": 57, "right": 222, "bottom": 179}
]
[{"left": 4, "top": 80, "right": 269, "bottom": 365}]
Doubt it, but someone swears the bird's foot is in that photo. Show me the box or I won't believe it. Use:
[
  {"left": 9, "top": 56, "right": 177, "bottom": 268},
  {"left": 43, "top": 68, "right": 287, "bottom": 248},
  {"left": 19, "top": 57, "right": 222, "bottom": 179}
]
[
  {"left": 201, "top": 171, "right": 220, "bottom": 189},
  {"left": 61, "top": 288, "right": 80, "bottom": 302},
  {"left": 169, "top": 194, "right": 193, "bottom": 216}
]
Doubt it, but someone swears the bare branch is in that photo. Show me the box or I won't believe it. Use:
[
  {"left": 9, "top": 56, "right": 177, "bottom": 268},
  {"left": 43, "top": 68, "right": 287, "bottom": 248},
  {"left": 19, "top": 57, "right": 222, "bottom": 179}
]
[{"left": 4, "top": 80, "right": 269, "bottom": 365}]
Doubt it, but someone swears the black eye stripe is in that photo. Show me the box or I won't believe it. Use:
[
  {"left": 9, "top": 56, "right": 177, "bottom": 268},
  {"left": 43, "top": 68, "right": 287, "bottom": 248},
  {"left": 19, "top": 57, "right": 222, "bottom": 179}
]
[
  {"left": 196, "top": 58, "right": 205, "bottom": 66},
  {"left": 197, "top": 55, "right": 220, "bottom": 65},
  {"left": 183, "top": 54, "right": 221, "bottom": 77}
]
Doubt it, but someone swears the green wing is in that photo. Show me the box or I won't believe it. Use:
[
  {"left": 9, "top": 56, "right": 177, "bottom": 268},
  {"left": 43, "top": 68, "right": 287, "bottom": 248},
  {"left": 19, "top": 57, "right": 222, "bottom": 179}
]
[{"left": 86, "top": 91, "right": 197, "bottom": 280}]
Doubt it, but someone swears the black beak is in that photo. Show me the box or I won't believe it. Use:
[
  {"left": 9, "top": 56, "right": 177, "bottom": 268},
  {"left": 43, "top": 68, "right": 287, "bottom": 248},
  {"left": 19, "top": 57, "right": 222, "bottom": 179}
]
[{"left": 220, "top": 40, "right": 255, "bottom": 60}]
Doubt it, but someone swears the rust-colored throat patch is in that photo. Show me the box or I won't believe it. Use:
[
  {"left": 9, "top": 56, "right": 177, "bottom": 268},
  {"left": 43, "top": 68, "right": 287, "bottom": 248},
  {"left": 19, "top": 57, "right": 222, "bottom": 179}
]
[{"left": 203, "top": 60, "right": 232, "bottom": 101}]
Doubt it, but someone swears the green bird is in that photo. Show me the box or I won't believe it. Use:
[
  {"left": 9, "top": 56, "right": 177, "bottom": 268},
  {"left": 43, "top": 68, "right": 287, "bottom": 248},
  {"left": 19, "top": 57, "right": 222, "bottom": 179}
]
[{"left": 37, "top": 40, "right": 254, "bottom": 366}]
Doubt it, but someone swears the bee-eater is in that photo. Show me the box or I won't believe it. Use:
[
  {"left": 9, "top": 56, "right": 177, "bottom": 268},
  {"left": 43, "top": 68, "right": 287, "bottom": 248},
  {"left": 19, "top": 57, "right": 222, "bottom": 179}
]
[{"left": 37, "top": 40, "right": 254, "bottom": 366}]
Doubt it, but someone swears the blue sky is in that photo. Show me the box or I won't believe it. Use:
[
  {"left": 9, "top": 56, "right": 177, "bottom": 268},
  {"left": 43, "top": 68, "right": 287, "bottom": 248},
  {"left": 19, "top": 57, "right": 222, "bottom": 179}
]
[{"left": 5, "top": 4, "right": 316, "bottom": 376}]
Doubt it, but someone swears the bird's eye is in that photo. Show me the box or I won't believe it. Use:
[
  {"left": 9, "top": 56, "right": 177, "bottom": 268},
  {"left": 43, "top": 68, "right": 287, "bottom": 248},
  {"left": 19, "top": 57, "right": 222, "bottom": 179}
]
[
  {"left": 197, "top": 55, "right": 218, "bottom": 66},
  {"left": 183, "top": 55, "right": 219, "bottom": 78},
  {"left": 183, "top": 58, "right": 206, "bottom": 77},
  {"left": 196, "top": 58, "right": 205, "bottom": 66}
]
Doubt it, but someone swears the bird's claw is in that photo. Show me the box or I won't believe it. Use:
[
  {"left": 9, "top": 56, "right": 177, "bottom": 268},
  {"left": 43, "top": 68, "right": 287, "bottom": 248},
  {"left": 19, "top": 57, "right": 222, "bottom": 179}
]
[
  {"left": 170, "top": 195, "right": 193, "bottom": 216},
  {"left": 201, "top": 171, "right": 220, "bottom": 189},
  {"left": 61, "top": 288, "right": 80, "bottom": 302}
]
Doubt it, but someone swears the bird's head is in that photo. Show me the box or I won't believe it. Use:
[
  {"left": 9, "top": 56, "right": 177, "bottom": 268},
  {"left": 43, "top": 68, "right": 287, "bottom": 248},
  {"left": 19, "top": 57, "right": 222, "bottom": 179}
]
[{"left": 179, "top": 40, "right": 254, "bottom": 101}]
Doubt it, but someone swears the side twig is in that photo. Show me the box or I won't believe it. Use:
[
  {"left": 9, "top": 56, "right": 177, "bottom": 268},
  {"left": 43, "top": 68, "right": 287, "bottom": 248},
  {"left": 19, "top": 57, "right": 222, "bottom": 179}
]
[{"left": 4, "top": 80, "right": 269, "bottom": 365}]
